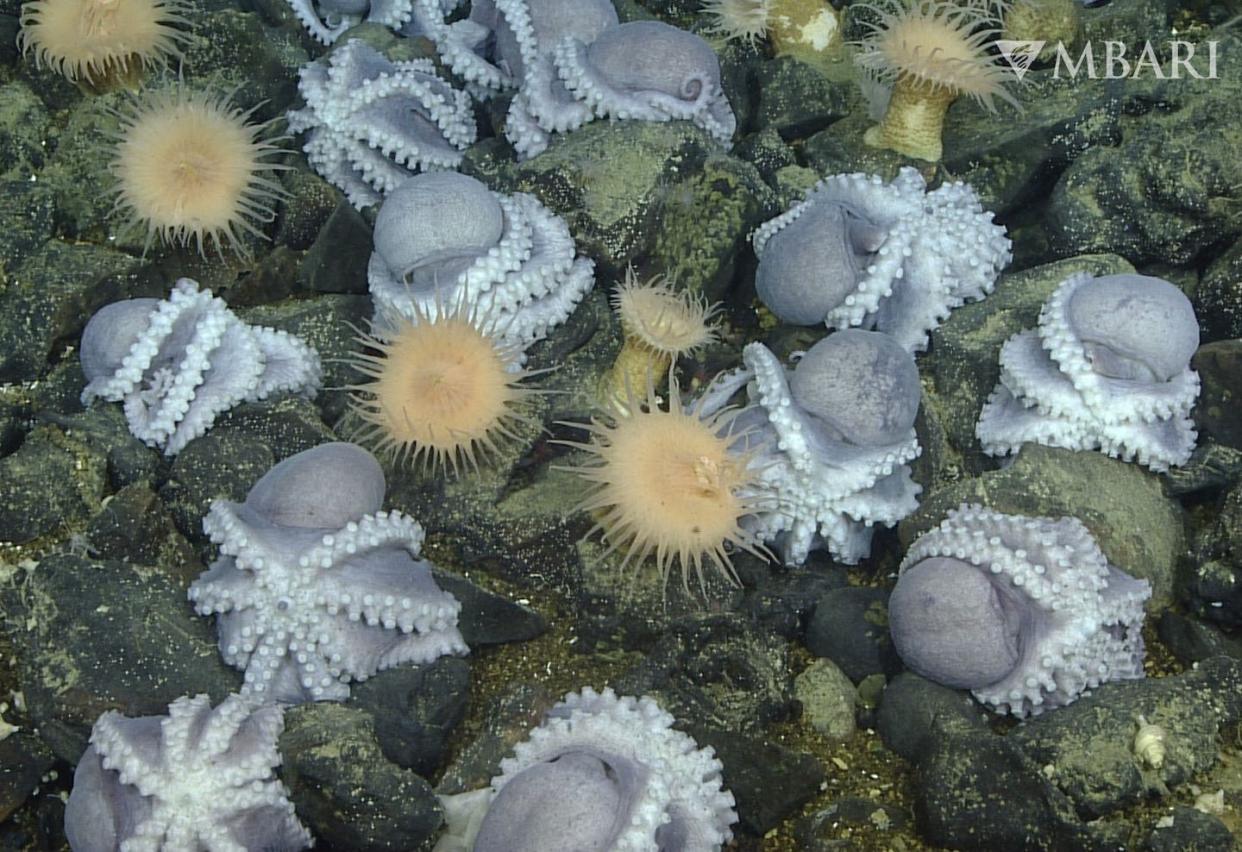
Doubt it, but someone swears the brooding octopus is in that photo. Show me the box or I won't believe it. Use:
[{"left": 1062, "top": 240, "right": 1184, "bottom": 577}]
[
  {"left": 414, "top": 0, "right": 736, "bottom": 158},
  {"left": 698, "top": 329, "right": 923, "bottom": 565},
  {"left": 976, "top": 272, "right": 1201, "bottom": 471},
  {"left": 752, "top": 168, "right": 1011, "bottom": 352},
  {"left": 888, "top": 504, "right": 1151, "bottom": 717},
  {"left": 367, "top": 171, "right": 594, "bottom": 352},
  {"left": 80, "top": 279, "right": 321, "bottom": 456},
  {"left": 434, "top": 687, "right": 737, "bottom": 852}
]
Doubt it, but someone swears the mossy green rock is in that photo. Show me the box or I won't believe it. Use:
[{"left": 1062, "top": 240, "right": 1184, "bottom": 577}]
[
  {"left": 281, "top": 702, "right": 443, "bottom": 850},
  {"left": 1045, "top": 34, "right": 1242, "bottom": 264},
  {"left": 0, "top": 81, "right": 51, "bottom": 181},
  {"left": 1196, "top": 236, "right": 1242, "bottom": 342},
  {"left": 492, "top": 121, "right": 720, "bottom": 273},
  {"left": 0, "top": 425, "right": 106, "bottom": 544},
  {"left": 754, "top": 56, "right": 857, "bottom": 137},
  {"left": 0, "top": 240, "right": 135, "bottom": 382},
  {"left": 1, "top": 555, "right": 237, "bottom": 762},
  {"left": 1191, "top": 340, "right": 1242, "bottom": 450},
  {"left": 650, "top": 153, "right": 778, "bottom": 298},
  {"left": 898, "top": 444, "right": 1182, "bottom": 611},
  {"left": 942, "top": 71, "right": 1124, "bottom": 215}
]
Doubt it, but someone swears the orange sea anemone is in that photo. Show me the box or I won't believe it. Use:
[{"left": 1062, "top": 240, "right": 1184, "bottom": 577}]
[
  {"left": 110, "top": 87, "right": 289, "bottom": 257},
  {"left": 854, "top": 0, "right": 1018, "bottom": 161},
  {"left": 18, "top": 0, "right": 190, "bottom": 92},
  {"left": 599, "top": 269, "right": 719, "bottom": 410},
  {"left": 564, "top": 380, "right": 765, "bottom": 594},
  {"left": 347, "top": 305, "right": 542, "bottom": 474}
]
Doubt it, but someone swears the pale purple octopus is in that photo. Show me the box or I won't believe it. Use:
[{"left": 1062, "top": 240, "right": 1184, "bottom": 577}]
[
  {"left": 435, "top": 687, "right": 737, "bottom": 852},
  {"left": 698, "top": 329, "right": 923, "bottom": 565},
  {"left": 753, "top": 168, "right": 1011, "bottom": 352},
  {"left": 888, "top": 504, "right": 1151, "bottom": 717},
  {"left": 415, "top": 0, "right": 735, "bottom": 158},
  {"left": 284, "top": 0, "right": 451, "bottom": 44},
  {"left": 368, "top": 171, "right": 594, "bottom": 352},
  {"left": 287, "top": 39, "right": 476, "bottom": 209},
  {"left": 80, "top": 279, "right": 321, "bottom": 456},
  {"left": 412, "top": 0, "right": 617, "bottom": 95},
  {"left": 65, "top": 693, "right": 312, "bottom": 851},
  {"left": 188, "top": 442, "right": 467, "bottom": 705},
  {"left": 976, "top": 272, "right": 1201, "bottom": 472}
]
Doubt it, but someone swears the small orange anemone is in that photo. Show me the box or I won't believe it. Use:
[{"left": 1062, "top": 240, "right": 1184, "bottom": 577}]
[
  {"left": 18, "top": 0, "right": 190, "bottom": 92},
  {"left": 854, "top": 0, "right": 1018, "bottom": 160},
  {"left": 599, "top": 269, "right": 719, "bottom": 410},
  {"left": 564, "top": 379, "right": 765, "bottom": 594},
  {"left": 110, "top": 88, "right": 289, "bottom": 257},
  {"left": 348, "top": 306, "right": 542, "bottom": 474}
]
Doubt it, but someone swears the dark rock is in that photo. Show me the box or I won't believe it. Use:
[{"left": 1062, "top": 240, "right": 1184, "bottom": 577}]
[
  {"left": 179, "top": 8, "right": 308, "bottom": 117},
  {"left": 281, "top": 702, "right": 443, "bottom": 851},
  {"left": 1144, "top": 805, "right": 1235, "bottom": 852},
  {"left": 1081, "top": 0, "right": 1170, "bottom": 48},
  {"left": 0, "top": 733, "right": 53, "bottom": 824},
  {"left": 733, "top": 128, "right": 799, "bottom": 184},
  {"left": 1162, "top": 443, "right": 1242, "bottom": 498},
  {"left": 297, "top": 199, "right": 373, "bottom": 294},
  {"left": 0, "top": 240, "right": 135, "bottom": 383},
  {"left": 436, "top": 682, "right": 553, "bottom": 795},
  {"left": 804, "top": 586, "right": 900, "bottom": 683},
  {"left": 615, "top": 615, "right": 796, "bottom": 732},
  {"left": 0, "top": 180, "right": 55, "bottom": 270},
  {"left": 754, "top": 56, "right": 856, "bottom": 138},
  {"left": 1156, "top": 611, "right": 1242, "bottom": 667},
  {"left": 570, "top": 533, "right": 744, "bottom": 650},
  {"left": 434, "top": 572, "right": 547, "bottom": 647},
  {"left": 1010, "top": 657, "right": 1242, "bottom": 819},
  {"left": 353, "top": 657, "right": 471, "bottom": 776},
  {"left": 740, "top": 561, "right": 848, "bottom": 640},
  {"left": 1197, "top": 237, "right": 1242, "bottom": 342},
  {"left": 159, "top": 431, "right": 274, "bottom": 542},
  {"left": 915, "top": 723, "right": 1103, "bottom": 851},
  {"left": 211, "top": 397, "right": 337, "bottom": 462},
  {"left": 216, "top": 245, "right": 298, "bottom": 307},
  {"left": 1188, "top": 482, "right": 1242, "bottom": 628},
  {"left": 0, "top": 84, "right": 51, "bottom": 184},
  {"left": 0, "top": 425, "right": 105, "bottom": 544},
  {"left": 0, "top": 555, "right": 237, "bottom": 762},
  {"left": 877, "top": 672, "right": 989, "bottom": 763},
  {"left": 1192, "top": 340, "right": 1242, "bottom": 450},
  {"left": 690, "top": 724, "right": 825, "bottom": 835},
  {"left": 84, "top": 483, "right": 196, "bottom": 575},
  {"left": 104, "top": 435, "right": 162, "bottom": 491},
  {"left": 1045, "top": 35, "right": 1242, "bottom": 266},
  {"left": 278, "top": 169, "right": 347, "bottom": 252},
  {"left": 942, "top": 71, "right": 1123, "bottom": 215}
]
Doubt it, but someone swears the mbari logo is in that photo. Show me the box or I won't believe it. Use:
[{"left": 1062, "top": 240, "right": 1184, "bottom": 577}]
[{"left": 997, "top": 40, "right": 1221, "bottom": 80}]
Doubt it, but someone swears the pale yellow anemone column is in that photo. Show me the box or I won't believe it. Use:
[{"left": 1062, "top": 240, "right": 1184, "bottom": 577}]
[
  {"left": 854, "top": 0, "right": 1020, "bottom": 162},
  {"left": 597, "top": 269, "right": 719, "bottom": 412}
]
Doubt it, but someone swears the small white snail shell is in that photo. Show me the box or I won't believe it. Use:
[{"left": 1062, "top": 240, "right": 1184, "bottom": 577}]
[{"left": 1133, "top": 715, "right": 1167, "bottom": 769}]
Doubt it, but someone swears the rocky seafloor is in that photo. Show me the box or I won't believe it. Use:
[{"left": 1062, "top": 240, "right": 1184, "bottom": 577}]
[{"left": 2, "top": 0, "right": 1242, "bottom": 849}]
